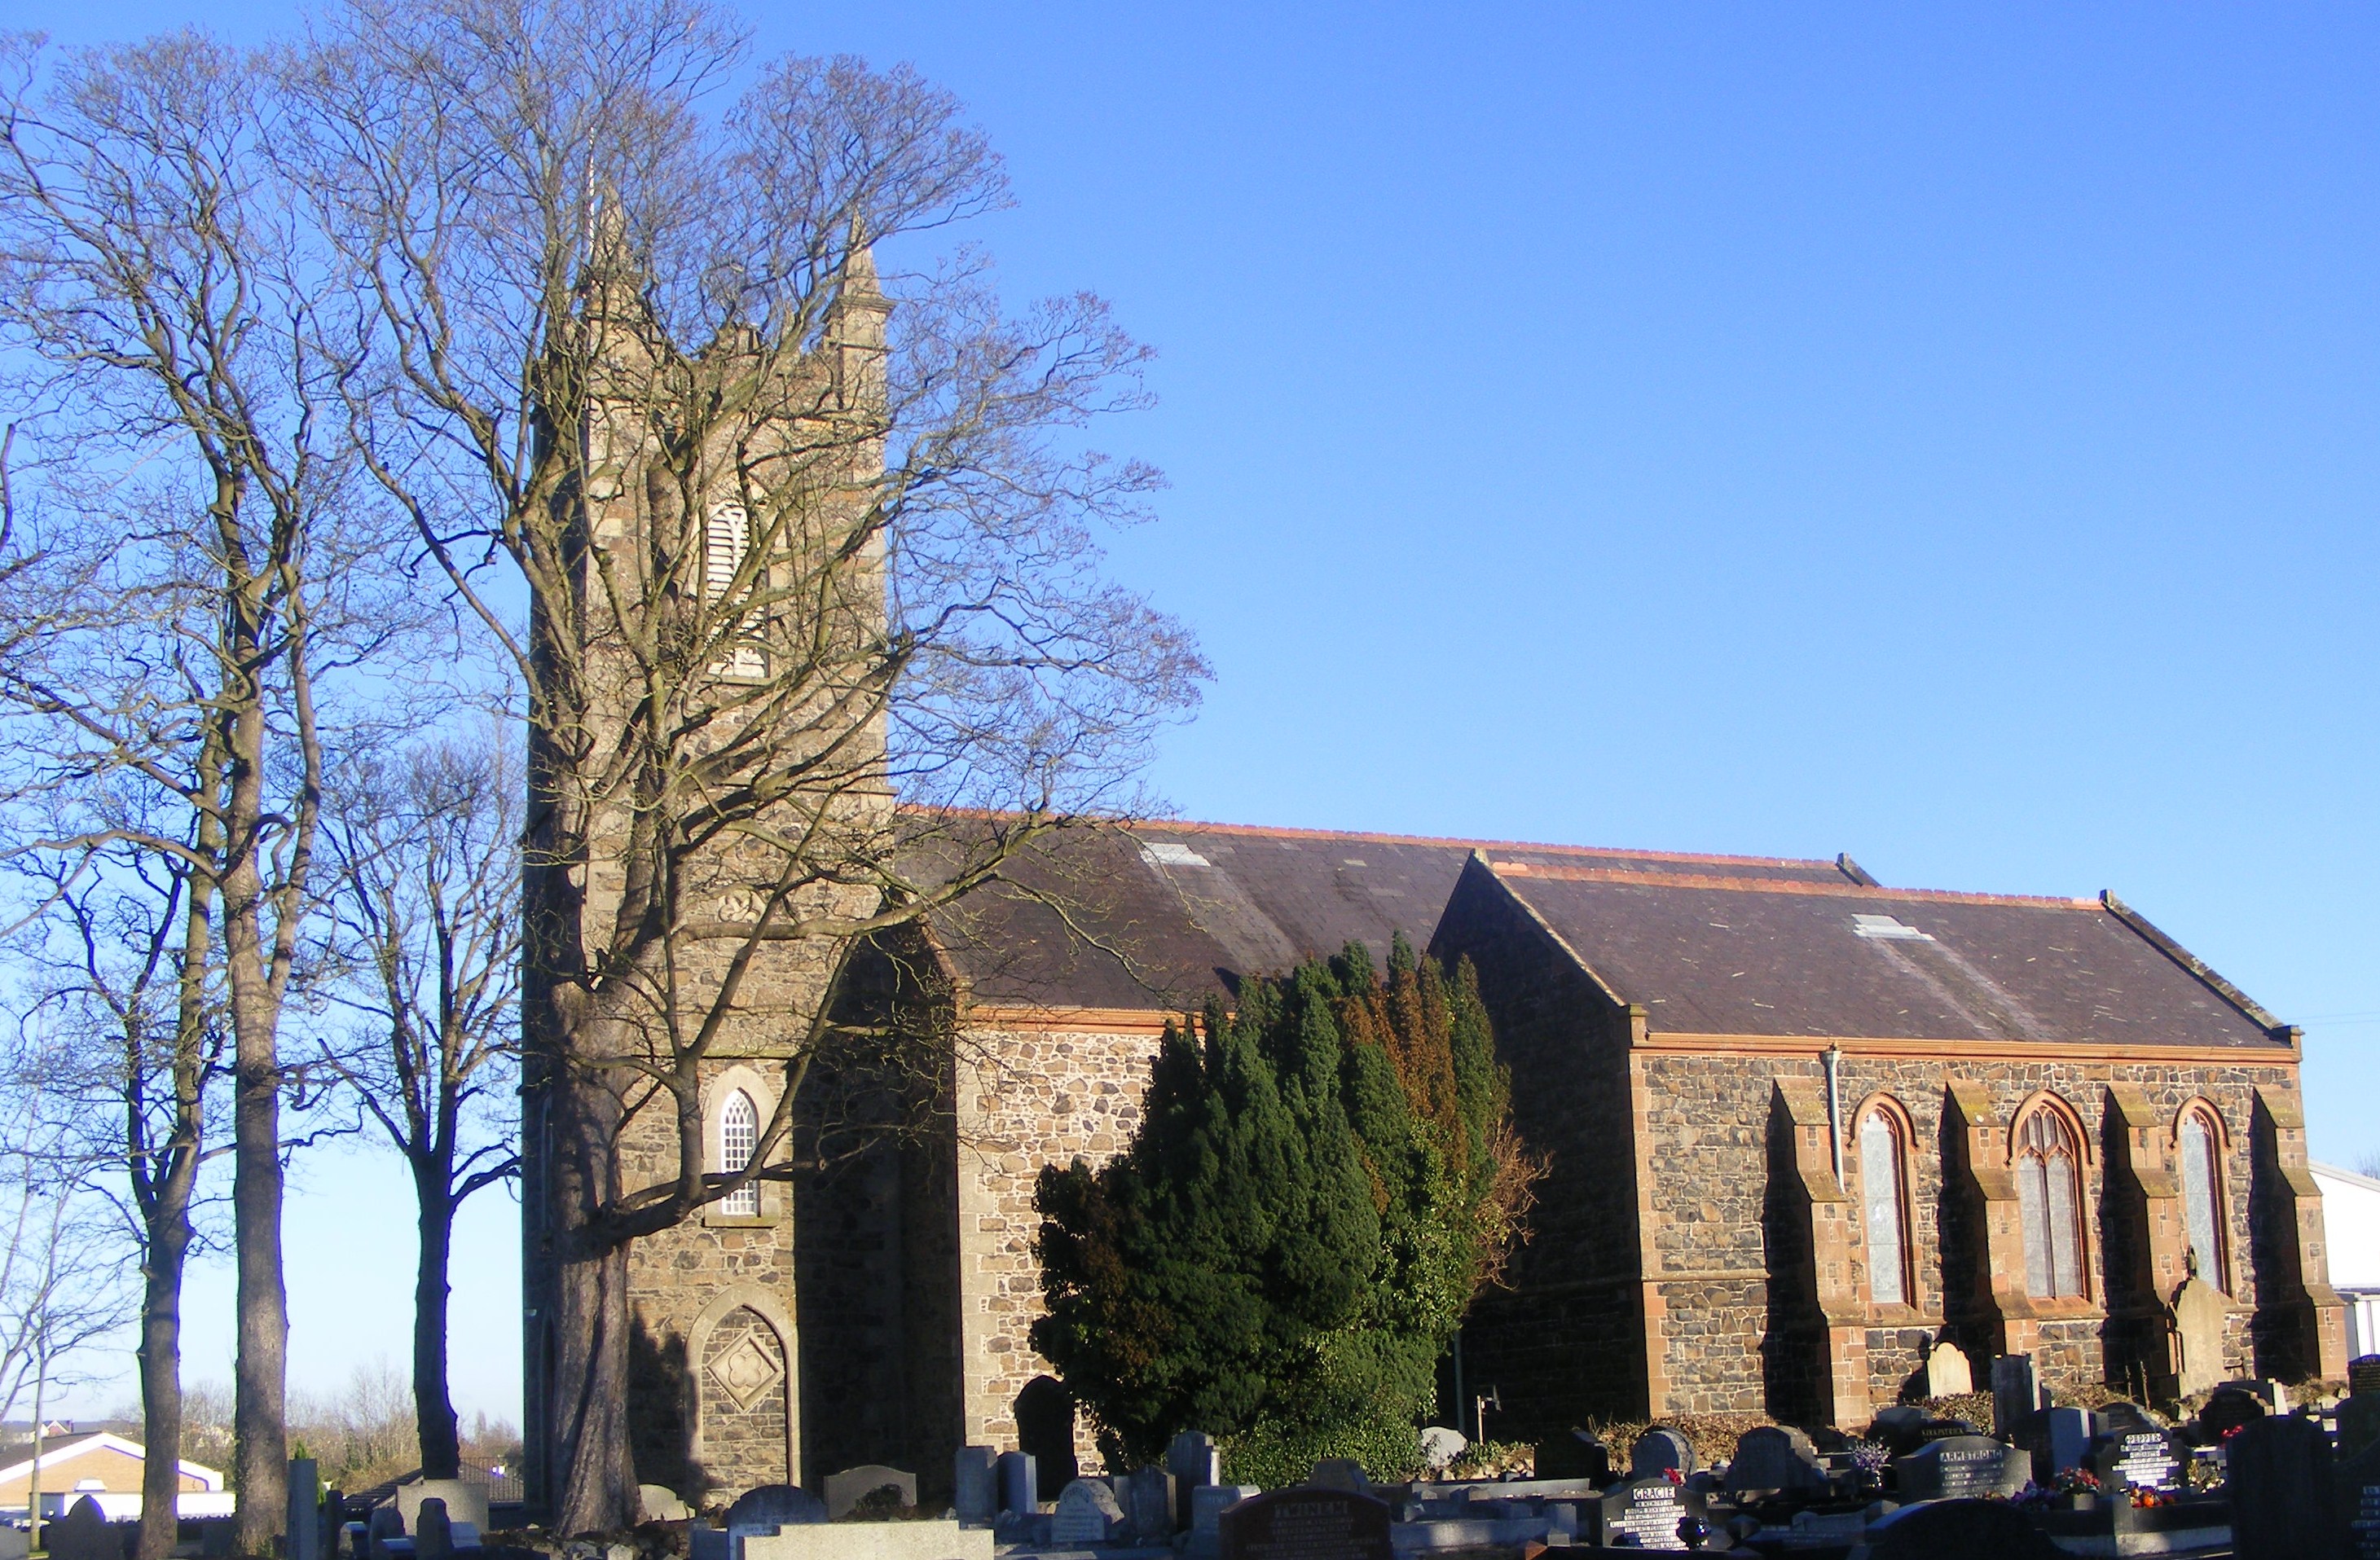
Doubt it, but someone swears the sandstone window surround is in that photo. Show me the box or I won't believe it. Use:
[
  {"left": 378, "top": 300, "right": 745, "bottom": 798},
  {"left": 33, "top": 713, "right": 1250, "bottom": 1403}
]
[
  {"left": 1854, "top": 1095, "right": 1918, "bottom": 1311},
  {"left": 2013, "top": 1095, "right": 2090, "bottom": 1301},
  {"left": 2175, "top": 1101, "right": 2229, "bottom": 1294},
  {"left": 706, "top": 1062, "right": 782, "bottom": 1226}
]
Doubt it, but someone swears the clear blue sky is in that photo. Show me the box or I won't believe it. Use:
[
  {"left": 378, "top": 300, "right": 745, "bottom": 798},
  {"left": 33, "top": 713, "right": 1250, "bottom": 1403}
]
[{"left": 28, "top": 2, "right": 2380, "bottom": 1422}]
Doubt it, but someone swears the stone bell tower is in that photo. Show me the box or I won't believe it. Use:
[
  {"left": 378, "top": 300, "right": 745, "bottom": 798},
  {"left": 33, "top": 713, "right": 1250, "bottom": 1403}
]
[{"left": 521, "top": 223, "right": 896, "bottom": 1513}]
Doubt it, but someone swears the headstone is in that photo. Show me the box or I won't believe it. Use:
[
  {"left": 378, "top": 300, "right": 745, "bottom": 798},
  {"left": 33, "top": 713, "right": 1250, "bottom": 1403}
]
[
  {"left": 2089, "top": 1425, "right": 2184, "bottom": 1493},
  {"left": 1593, "top": 1475, "right": 1704, "bottom": 1552},
  {"left": 1923, "top": 1338, "right": 1973, "bottom": 1398},
  {"left": 2171, "top": 1277, "right": 2228, "bottom": 1397},
  {"left": 1051, "top": 1479, "right": 1124, "bottom": 1545},
  {"left": 2044, "top": 1407, "right": 2099, "bottom": 1475},
  {"left": 1216, "top": 1487, "right": 1391, "bottom": 1560},
  {"left": 1724, "top": 1425, "right": 1828, "bottom": 1500},
  {"left": 953, "top": 1448, "right": 998, "bottom": 1526},
  {"left": 45, "top": 1499, "right": 112, "bottom": 1560},
  {"left": 1990, "top": 1355, "right": 2043, "bottom": 1437},
  {"left": 288, "top": 1459, "right": 323, "bottom": 1560},
  {"left": 414, "top": 1500, "right": 454, "bottom": 1560},
  {"left": 1188, "top": 1485, "right": 1260, "bottom": 1560},
  {"left": 1016, "top": 1376, "right": 1080, "bottom": 1500},
  {"left": 2337, "top": 1430, "right": 2380, "bottom": 1560},
  {"left": 2097, "top": 1400, "right": 2154, "bottom": 1431},
  {"left": 1867, "top": 1406, "right": 1931, "bottom": 1457},
  {"left": 821, "top": 1465, "right": 917, "bottom": 1520},
  {"left": 396, "top": 1482, "right": 489, "bottom": 1534},
  {"left": 996, "top": 1452, "right": 1037, "bottom": 1517},
  {"left": 1121, "top": 1468, "right": 1177, "bottom": 1541},
  {"left": 2197, "top": 1384, "right": 2267, "bottom": 1442},
  {"left": 1915, "top": 1417, "right": 1978, "bottom": 1445},
  {"left": 2353, "top": 1354, "right": 2380, "bottom": 1397},
  {"left": 1419, "top": 1426, "right": 1466, "bottom": 1474},
  {"left": 1630, "top": 1427, "right": 1696, "bottom": 1480},
  {"left": 1308, "top": 1459, "right": 1369, "bottom": 1494},
  {"left": 2343, "top": 1395, "right": 2380, "bottom": 1465},
  {"left": 1852, "top": 1498, "right": 2061, "bottom": 1560},
  {"left": 1891, "top": 1435, "right": 2030, "bottom": 1502},
  {"left": 0, "top": 1527, "right": 24, "bottom": 1560},
  {"left": 366, "top": 1505, "right": 407, "bottom": 1560},
  {"left": 1169, "top": 1430, "right": 1224, "bottom": 1489},
  {"left": 722, "top": 1484, "right": 825, "bottom": 1560},
  {"left": 1533, "top": 1429, "right": 1609, "bottom": 1484},
  {"left": 639, "top": 1485, "right": 693, "bottom": 1523},
  {"left": 2226, "top": 1413, "right": 2338, "bottom": 1560}
]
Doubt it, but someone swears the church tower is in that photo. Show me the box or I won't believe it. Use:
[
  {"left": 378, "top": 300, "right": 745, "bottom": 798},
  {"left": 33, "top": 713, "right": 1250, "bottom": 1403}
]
[{"left": 521, "top": 220, "right": 898, "bottom": 1514}]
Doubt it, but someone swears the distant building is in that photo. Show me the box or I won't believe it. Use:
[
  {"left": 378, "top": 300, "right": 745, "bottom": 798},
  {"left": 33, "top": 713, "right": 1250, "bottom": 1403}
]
[
  {"left": 2313, "top": 1161, "right": 2380, "bottom": 1357},
  {"left": 0, "top": 1432, "right": 229, "bottom": 1520}
]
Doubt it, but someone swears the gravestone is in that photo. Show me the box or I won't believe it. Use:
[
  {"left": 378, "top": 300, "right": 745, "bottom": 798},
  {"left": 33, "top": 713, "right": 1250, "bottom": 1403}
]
[
  {"left": 1867, "top": 1406, "right": 1930, "bottom": 1457},
  {"left": 2097, "top": 1400, "right": 2153, "bottom": 1432},
  {"left": 1533, "top": 1430, "right": 1610, "bottom": 1484},
  {"left": 1915, "top": 1417, "right": 1978, "bottom": 1446},
  {"left": 0, "top": 1527, "right": 24, "bottom": 1560},
  {"left": 1419, "top": 1426, "right": 1466, "bottom": 1474},
  {"left": 822, "top": 1465, "right": 917, "bottom": 1520},
  {"left": 1990, "top": 1355, "right": 2044, "bottom": 1437},
  {"left": 1923, "top": 1338, "right": 1973, "bottom": 1398},
  {"left": 1017, "top": 1376, "right": 1079, "bottom": 1500},
  {"left": 1169, "top": 1432, "right": 1223, "bottom": 1526},
  {"left": 397, "top": 1481, "right": 489, "bottom": 1533},
  {"left": 639, "top": 1485, "right": 693, "bottom": 1523},
  {"left": 366, "top": 1505, "right": 407, "bottom": 1560},
  {"left": 414, "top": 1500, "right": 454, "bottom": 1560},
  {"left": 1891, "top": 1435, "right": 2030, "bottom": 1502},
  {"left": 723, "top": 1484, "right": 825, "bottom": 1560},
  {"left": 1122, "top": 1468, "right": 1177, "bottom": 1541},
  {"left": 1724, "top": 1426, "right": 1828, "bottom": 1500},
  {"left": 2171, "top": 1277, "right": 2228, "bottom": 1397},
  {"left": 1630, "top": 1427, "right": 1696, "bottom": 1480},
  {"left": 1216, "top": 1487, "right": 1390, "bottom": 1560},
  {"left": 2089, "top": 1425, "right": 2184, "bottom": 1493},
  {"left": 952, "top": 1448, "right": 998, "bottom": 1525},
  {"left": 45, "top": 1498, "right": 112, "bottom": 1560},
  {"left": 2353, "top": 1354, "right": 2380, "bottom": 1397},
  {"left": 2226, "top": 1413, "right": 2337, "bottom": 1560},
  {"left": 1852, "top": 1498, "right": 2061, "bottom": 1560},
  {"left": 1594, "top": 1475, "right": 1704, "bottom": 1552},
  {"left": 2197, "top": 1385, "right": 2267, "bottom": 1442},
  {"left": 1308, "top": 1459, "right": 1368, "bottom": 1494},
  {"left": 1188, "top": 1486, "right": 1261, "bottom": 1560},
  {"left": 2044, "top": 1407, "right": 2098, "bottom": 1476},
  {"left": 2336, "top": 1429, "right": 2380, "bottom": 1560},
  {"left": 1051, "top": 1479, "right": 1124, "bottom": 1545},
  {"left": 2343, "top": 1395, "right": 2380, "bottom": 1465},
  {"left": 289, "top": 1458, "right": 323, "bottom": 1560},
  {"left": 996, "top": 1452, "right": 1036, "bottom": 1516}
]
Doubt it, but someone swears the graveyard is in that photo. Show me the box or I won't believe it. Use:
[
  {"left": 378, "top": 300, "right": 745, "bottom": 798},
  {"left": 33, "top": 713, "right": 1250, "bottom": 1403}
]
[{"left": 31, "top": 1346, "right": 2340, "bottom": 1560}]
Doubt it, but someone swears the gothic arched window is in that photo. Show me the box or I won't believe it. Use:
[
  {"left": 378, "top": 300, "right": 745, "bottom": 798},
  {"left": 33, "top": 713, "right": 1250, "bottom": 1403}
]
[
  {"left": 2015, "top": 1102, "right": 2086, "bottom": 1299},
  {"left": 719, "top": 1088, "right": 760, "bottom": 1217},
  {"left": 2179, "top": 1105, "right": 2227, "bottom": 1291},
  {"left": 706, "top": 503, "right": 764, "bottom": 677},
  {"left": 1859, "top": 1103, "right": 1914, "bottom": 1306}
]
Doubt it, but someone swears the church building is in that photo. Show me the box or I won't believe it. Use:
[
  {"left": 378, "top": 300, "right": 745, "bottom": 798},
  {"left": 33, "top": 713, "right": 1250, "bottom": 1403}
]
[{"left": 608, "top": 818, "right": 2346, "bottom": 1502}]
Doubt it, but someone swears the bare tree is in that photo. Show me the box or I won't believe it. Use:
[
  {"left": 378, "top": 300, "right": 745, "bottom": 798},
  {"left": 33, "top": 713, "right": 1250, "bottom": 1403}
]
[
  {"left": 316, "top": 734, "right": 521, "bottom": 1482},
  {"left": 0, "top": 1063, "right": 136, "bottom": 1553},
  {"left": 11, "top": 826, "right": 226, "bottom": 1560},
  {"left": 283, "top": 0, "right": 1205, "bottom": 1529},
  {"left": 0, "top": 34, "right": 430, "bottom": 1551}
]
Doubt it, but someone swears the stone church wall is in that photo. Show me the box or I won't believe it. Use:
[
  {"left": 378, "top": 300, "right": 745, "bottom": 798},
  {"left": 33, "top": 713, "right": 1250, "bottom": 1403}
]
[
  {"left": 953, "top": 1017, "right": 1170, "bottom": 1469},
  {"left": 1635, "top": 1050, "right": 2291, "bottom": 1416}
]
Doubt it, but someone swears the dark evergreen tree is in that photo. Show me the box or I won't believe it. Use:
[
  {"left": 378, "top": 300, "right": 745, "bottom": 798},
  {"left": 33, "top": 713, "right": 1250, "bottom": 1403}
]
[{"left": 1032, "top": 938, "right": 1534, "bottom": 1483}]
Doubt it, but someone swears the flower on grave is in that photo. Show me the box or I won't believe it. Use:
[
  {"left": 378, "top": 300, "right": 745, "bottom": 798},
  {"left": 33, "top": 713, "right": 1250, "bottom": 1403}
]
[
  {"left": 1845, "top": 1439, "right": 1889, "bottom": 1474},
  {"left": 1663, "top": 1467, "right": 1685, "bottom": 1487}
]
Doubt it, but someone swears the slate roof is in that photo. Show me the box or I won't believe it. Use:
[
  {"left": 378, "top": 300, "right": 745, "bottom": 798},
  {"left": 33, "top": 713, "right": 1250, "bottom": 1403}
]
[
  {"left": 921, "top": 819, "right": 2286, "bottom": 1052},
  {"left": 926, "top": 820, "right": 1852, "bottom": 1012},
  {"left": 1480, "top": 861, "right": 2287, "bottom": 1049}
]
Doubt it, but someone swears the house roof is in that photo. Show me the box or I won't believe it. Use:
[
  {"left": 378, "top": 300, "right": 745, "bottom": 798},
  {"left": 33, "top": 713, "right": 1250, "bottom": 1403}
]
[
  {"left": 0, "top": 1431, "right": 224, "bottom": 1492},
  {"left": 1473, "top": 858, "right": 2288, "bottom": 1049}
]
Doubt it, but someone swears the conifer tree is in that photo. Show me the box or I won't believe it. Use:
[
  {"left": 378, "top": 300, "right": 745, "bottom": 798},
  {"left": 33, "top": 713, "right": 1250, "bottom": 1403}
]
[{"left": 1032, "top": 938, "right": 1535, "bottom": 1482}]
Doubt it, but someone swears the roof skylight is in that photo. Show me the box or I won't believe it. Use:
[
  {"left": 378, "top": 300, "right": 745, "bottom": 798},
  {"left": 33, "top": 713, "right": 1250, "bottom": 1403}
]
[{"left": 1852, "top": 913, "right": 1933, "bottom": 942}]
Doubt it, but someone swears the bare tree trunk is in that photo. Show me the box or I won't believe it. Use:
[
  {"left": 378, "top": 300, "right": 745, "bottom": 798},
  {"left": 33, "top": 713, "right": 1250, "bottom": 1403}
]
[
  {"left": 137, "top": 1202, "right": 192, "bottom": 1560},
  {"left": 411, "top": 1166, "right": 460, "bottom": 1481},
  {"left": 232, "top": 1040, "right": 288, "bottom": 1555},
  {"left": 539, "top": 1066, "right": 636, "bottom": 1535}
]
